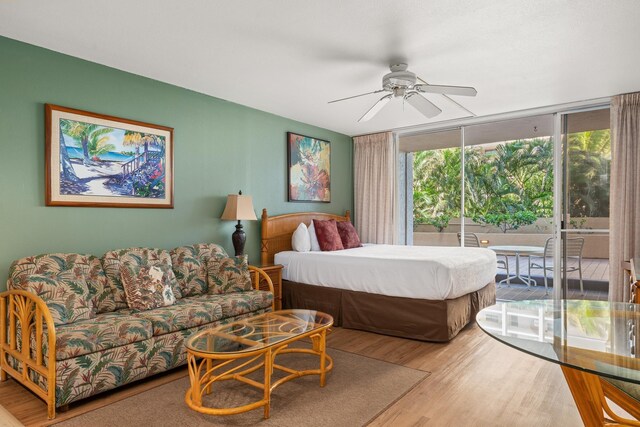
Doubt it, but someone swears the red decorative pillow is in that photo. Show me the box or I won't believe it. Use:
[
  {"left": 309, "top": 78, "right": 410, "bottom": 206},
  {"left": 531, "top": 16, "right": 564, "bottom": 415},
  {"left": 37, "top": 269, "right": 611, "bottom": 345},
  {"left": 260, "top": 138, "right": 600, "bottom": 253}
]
[
  {"left": 336, "top": 221, "right": 362, "bottom": 249},
  {"left": 313, "top": 219, "right": 344, "bottom": 251}
]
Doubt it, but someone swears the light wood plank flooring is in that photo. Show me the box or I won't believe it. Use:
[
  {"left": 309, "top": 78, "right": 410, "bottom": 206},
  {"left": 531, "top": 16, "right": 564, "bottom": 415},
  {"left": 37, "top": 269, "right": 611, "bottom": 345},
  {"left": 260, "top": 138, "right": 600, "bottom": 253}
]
[
  {"left": 0, "top": 324, "right": 582, "bottom": 426},
  {"left": 329, "top": 325, "right": 582, "bottom": 427}
]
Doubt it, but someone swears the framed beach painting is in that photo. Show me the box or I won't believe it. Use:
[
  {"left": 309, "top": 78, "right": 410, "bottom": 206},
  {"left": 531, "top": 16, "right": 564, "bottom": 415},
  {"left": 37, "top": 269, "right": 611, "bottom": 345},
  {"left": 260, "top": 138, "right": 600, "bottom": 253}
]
[
  {"left": 45, "top": 104, "right": 174, "bottom": 208},
  {"left": 287, "top": 132, "right": 331, "bottom": 202}
]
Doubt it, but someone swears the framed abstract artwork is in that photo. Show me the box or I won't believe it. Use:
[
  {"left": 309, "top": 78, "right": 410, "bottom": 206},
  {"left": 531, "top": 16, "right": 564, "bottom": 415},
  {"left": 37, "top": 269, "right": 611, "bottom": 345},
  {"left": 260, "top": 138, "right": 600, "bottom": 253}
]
[
  {"left": 45, "top": 104, "right": 174, "bottom": 208},
  {"left": 287, "top": 132, "right": 331, "bottom": 202}
]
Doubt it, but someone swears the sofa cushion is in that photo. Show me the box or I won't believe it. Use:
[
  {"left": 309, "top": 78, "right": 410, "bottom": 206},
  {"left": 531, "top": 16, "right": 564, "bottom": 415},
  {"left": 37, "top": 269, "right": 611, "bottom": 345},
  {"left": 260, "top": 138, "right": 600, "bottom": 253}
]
[
  {"left": 193, "top": 290, "right": 273, "bottom": 318},
  {"left": 54, "top": 312, "right": 153, "bottom": 360},
  {"left": 132, "top": 298, "right": 223, "bottom": 336},
  {"left": 102, "top": 248, "right": 182, "bottom": 310},
  {"left": 8, "top": 253, "right": 116, "bottom": 314},
  {"left": 170, "top": 243, "right": 227, "bottom": 297},
  {"left": 17, "top": 271, "right": 94, "bottom": 326},
  {"left": 206, "top": 254, "right": 252, "bottom": 294},
  {"left": 121, "top": 264, "right": 177, "bottom": 311}
]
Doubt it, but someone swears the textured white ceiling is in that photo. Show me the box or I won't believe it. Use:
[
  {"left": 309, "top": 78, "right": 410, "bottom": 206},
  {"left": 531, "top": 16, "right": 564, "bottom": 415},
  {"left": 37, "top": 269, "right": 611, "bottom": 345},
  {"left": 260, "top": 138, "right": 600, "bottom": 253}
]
[{"left": 1, "top": 0, "right": 639, "bottom": 136}]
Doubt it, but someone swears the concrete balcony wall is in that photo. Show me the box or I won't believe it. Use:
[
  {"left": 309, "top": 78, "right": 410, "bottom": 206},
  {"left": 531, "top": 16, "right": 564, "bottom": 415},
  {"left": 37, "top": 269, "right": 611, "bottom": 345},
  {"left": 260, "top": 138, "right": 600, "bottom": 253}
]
[{"left": 413, "top": 217, "right": 609, "bottom": 259}]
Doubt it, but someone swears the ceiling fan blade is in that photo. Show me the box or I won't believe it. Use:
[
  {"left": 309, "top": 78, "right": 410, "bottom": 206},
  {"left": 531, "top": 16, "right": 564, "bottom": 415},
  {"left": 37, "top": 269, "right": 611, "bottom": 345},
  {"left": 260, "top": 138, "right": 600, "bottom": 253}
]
[
  {"left": 358, "top": 94, "right": 393, "bottom": 122},
  {"left": 415, "top": 84, "right": 477, "bottom": 97},
  {"left": 405, "top": 92, "right": 442, "bottom": 119},
  {"left": 328, "top": 89, "right": 387, "bottom": 104}
]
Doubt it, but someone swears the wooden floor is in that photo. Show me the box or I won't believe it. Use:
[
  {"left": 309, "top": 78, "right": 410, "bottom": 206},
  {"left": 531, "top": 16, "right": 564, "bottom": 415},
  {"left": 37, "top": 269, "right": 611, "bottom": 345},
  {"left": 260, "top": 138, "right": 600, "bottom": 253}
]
[{"left": 0, "top": 325, "right": 583, "bottom": 427}]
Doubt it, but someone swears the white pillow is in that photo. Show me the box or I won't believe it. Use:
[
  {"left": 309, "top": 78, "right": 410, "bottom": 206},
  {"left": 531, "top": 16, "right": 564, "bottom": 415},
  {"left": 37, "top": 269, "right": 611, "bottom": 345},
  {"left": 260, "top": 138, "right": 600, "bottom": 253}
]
[
  {"left": 292, "top": 223, "right": 311, "bottom": 252},
  {"left": 308, "top": 221, "right": 321, "bottom": 252}
]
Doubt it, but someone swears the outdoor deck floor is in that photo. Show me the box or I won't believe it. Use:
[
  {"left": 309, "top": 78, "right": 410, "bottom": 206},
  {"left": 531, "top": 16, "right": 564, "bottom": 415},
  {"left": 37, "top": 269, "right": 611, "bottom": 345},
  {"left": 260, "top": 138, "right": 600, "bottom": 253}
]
[
  {"left": 496, "top": 283, "right": 609, "bottom": 301},
  {"left": 495, "top": 255, "right": 609, "bottom": 301}
]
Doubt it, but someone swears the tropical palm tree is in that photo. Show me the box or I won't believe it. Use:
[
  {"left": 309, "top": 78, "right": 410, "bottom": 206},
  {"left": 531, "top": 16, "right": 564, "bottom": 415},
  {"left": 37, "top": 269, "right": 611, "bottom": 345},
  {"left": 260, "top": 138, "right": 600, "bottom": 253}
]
[
  {"left": 87, "top": 128, "right": 115, "bottom": 158},
  {"left": 568, "top": 129, "right": 611, "bottom": 218},
  {"left": 413, "top": 148, "right": 461, "bottom": 225},
  {"left": 60, "top": 120, "right": 114, "bottom": 165},
  {"left": 58, "top": 128, "right": 78, "bottom": 182},
  {"left": 123, "top": 131, "right": 165, "bottom": 157},
  {"left": 414, "top": 138, "right": 555, "bottom": 230}
]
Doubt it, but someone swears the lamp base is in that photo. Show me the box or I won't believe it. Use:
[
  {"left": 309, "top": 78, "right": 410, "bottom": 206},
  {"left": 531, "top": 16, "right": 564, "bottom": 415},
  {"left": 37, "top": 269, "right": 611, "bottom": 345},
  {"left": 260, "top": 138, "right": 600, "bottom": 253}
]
[{"left": 232, "top": 221, "right": 246, "bottom": 257}]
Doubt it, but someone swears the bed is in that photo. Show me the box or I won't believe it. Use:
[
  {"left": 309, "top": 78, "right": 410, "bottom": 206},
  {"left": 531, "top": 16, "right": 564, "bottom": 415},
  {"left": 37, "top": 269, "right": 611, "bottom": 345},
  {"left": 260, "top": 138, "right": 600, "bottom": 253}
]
[{"left": 261, "top": 209, "right": 497, "bottom": 342}]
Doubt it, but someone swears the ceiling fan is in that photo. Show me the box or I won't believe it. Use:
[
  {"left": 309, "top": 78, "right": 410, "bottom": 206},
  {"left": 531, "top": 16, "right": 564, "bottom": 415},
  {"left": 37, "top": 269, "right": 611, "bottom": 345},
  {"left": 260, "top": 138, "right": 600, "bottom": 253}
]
[{"left": 328, "top": 63, "right": 477, "bottom": 122}]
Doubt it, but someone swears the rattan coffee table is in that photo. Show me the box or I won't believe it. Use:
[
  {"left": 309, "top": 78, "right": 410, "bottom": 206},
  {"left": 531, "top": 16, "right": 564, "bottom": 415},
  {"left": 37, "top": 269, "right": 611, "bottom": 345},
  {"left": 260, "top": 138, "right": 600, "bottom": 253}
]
[{"left": 184, "top": 309, "right": 333, "bottom": 419}]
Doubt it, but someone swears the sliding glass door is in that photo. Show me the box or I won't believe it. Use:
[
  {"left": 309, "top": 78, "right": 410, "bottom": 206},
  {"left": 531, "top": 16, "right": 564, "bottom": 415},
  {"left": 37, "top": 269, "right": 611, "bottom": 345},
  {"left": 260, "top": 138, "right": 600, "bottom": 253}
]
[
  {"left": 401, "top": 105, "right": 611, "bottom": 302},
  {"left": 557, "top": 108, "right": 611, "bottom": 301},
  {"left": 463, "top": 116, "right": 554, "bottom": 295}
]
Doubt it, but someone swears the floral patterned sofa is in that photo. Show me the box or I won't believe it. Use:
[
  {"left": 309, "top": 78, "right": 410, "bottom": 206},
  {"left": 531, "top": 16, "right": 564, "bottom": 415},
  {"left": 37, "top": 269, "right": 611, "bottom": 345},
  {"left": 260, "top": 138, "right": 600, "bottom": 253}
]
[{"left": 0, "top": 243, "right": 274, "bottom": 419}]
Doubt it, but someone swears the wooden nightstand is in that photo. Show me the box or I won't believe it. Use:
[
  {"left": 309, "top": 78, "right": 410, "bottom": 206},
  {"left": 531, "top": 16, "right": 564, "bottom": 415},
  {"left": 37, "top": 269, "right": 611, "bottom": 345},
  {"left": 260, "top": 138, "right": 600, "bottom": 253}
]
[{"left": 251, "top": 264, "right": 283, "bottom": 310}]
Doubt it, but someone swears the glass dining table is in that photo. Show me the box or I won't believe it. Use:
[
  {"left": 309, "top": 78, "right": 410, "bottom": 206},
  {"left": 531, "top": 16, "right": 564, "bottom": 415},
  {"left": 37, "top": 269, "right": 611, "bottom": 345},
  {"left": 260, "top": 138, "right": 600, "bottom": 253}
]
[{"left": 477, "top": 299, "right": 640, "bottom": 426}]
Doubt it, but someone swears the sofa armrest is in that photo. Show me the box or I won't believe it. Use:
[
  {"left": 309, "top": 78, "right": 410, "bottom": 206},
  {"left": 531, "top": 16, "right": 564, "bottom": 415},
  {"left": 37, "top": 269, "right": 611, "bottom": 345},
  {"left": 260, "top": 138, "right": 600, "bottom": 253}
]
[
  {"left": 248, "top": 265, "right": 275, "bottom": 311},
  {"left": 1, "top": 289, "right": 57, "bottom": 419}
]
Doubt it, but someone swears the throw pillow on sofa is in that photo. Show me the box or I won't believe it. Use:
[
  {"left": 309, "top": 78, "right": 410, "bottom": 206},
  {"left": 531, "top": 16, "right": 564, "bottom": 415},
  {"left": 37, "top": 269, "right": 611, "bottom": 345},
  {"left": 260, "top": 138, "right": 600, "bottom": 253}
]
[
  {"left": 207, "top": 254, "right": 252, "bottom": 294},
  {"left": 120, "top": 264, "right": 177, "bottom": 311},
  {"left": 170, "top": 243, "right": 228, "bottom": 297},
  {"left": 102, "top": 247, "right": 182, "bottom": 310},
  {"left": 18, "top": 270, "right": 95, "bottom": 326}
]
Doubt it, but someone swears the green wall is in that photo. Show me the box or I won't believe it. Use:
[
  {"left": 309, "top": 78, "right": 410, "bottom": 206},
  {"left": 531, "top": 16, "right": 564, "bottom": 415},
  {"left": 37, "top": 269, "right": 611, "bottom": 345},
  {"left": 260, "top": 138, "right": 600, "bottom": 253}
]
[{"left": 0, "top": 36, "right": 353, "bottom": 290}]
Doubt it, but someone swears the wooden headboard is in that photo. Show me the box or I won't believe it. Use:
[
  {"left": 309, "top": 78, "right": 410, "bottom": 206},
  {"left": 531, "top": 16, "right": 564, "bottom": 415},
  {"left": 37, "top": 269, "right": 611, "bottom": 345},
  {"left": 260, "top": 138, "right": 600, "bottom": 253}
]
[{"left": 261, "top": 208, "right": 351, "bottom": 265}]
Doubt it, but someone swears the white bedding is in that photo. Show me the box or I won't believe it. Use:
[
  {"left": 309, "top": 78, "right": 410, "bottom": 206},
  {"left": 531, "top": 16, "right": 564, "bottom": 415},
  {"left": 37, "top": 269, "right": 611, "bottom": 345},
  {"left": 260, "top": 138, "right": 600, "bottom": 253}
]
[{"left": 275, "top": 244, "right": 497, "bottom": 300}]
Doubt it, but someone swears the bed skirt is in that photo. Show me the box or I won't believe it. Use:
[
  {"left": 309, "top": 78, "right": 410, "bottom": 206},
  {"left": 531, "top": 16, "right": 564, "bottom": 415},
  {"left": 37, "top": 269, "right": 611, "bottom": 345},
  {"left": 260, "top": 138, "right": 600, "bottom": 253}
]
[{"left": 282, "top": 280, "right": 496, "bottom": 342}]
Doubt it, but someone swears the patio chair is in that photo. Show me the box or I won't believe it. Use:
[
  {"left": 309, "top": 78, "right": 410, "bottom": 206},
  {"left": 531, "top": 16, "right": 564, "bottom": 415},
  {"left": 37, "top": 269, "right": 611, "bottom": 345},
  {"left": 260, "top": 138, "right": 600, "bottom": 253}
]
[
  {"left": 457, "top": 232, "right": 510, "bottom": 285},
  {"left": 529, "top": 237, "right": 584, "bottom": 295}
]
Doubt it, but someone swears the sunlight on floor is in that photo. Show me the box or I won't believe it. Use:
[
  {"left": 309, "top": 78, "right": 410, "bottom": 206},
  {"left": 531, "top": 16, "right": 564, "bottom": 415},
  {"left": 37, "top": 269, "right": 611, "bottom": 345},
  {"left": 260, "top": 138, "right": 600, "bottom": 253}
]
[{"left": 0, "top": 405, "right": 23, "bottom": 427}]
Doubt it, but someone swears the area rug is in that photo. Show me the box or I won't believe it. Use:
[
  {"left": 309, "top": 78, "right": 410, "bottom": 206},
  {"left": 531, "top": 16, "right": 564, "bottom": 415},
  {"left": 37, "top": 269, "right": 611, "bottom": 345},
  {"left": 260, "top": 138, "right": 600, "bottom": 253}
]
[{"left": 52, "top": 348, "right": 428, "bottom": 427}]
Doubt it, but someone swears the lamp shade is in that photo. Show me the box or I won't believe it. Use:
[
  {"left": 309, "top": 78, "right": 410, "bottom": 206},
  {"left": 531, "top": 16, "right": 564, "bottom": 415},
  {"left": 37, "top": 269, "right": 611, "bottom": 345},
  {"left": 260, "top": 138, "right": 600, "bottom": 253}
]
[{"left": 221, "top": 194, "right": 257, "bottom": 221}]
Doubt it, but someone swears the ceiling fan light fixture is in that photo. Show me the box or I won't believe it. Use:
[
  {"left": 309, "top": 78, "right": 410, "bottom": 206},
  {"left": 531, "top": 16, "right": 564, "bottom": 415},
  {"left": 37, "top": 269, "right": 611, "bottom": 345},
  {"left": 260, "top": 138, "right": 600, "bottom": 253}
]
[
  {"left": 383, "top": 70, "right": 417, "bottom": 90},
  {"left": 328, "top": 62, "right": 476, "bottom": 122}
]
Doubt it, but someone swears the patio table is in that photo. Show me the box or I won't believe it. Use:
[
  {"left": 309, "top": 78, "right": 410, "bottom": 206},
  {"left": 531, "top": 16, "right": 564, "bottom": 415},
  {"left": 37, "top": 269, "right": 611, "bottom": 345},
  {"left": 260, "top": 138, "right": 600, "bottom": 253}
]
[{"left": 488, "top": 245, "right": 544, "bottom": 287}]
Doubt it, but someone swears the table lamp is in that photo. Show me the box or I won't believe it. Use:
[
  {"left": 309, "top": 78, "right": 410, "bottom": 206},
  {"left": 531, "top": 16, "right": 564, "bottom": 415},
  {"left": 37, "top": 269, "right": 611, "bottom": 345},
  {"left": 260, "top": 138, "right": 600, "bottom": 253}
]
[{"left": 220, "top": 191, "right": 257, "bottom": 256}]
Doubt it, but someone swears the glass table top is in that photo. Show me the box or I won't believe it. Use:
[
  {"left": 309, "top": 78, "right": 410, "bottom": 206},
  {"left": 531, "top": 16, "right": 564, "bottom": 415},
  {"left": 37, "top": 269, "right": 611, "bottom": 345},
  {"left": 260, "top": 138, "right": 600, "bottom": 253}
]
[
  {"left": 487, "top": 245, "right": 544, "bottom": 254},
  {"left": 476, "top": 300, "right": 640, "bottom": 384},
  {"left": 186, "top": 309, "right": 333, "bottom": 355}
]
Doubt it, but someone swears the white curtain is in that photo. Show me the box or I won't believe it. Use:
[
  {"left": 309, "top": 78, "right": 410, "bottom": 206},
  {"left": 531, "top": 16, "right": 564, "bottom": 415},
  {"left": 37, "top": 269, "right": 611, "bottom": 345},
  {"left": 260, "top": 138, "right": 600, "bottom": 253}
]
[
  {"left": 609, "top": 92, "right": 640, "bottom": 302},
  {"left": 353, "top": 132, "right": 396, "bottom": 244}
]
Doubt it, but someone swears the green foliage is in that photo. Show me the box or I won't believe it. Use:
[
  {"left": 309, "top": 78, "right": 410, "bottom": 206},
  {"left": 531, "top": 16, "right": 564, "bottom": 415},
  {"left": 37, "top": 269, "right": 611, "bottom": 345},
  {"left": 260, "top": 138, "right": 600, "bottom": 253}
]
[
  {"left": 413, "top": 148, "right": 461, "bottom": 227},
  {"left": 413, "top": 138, "right": 554, "bottom": 231},
  {"left": 413, "top": 131, "right": 610, "bottom": 232},
  {"left": 423, "top": 214, "right": 452, "bottom": 232},
  {"left": 568, "top": 130, "right": 610, "bottom": 219},
  {"left": 473, "top": 210, "right": 537, "bottom": 233},
  {"left": 464, "top": 138, "right": 553, "bottom": 220},
  {"left": 87, "top": 127, "right": 116, "bottom": 157},
  {"left": 60, "top": 119, "right": 115, "bottom": 161}
]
